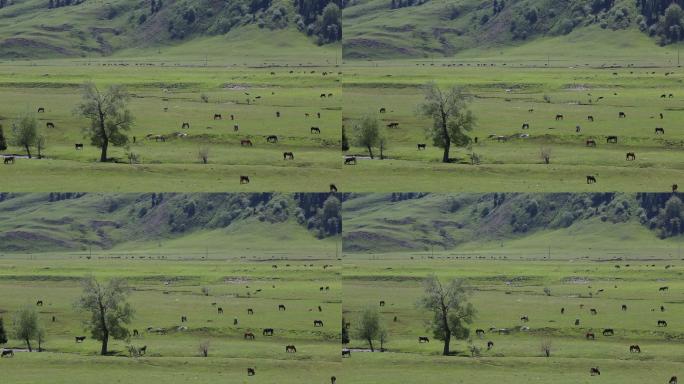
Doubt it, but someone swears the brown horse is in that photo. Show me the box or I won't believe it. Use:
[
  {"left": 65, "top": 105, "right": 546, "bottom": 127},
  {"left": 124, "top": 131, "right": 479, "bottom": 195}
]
[
  {"left": 244, "top": 332, "right": 255, "bottom": 340},
  {"left": 240, "top": 140, "right": 253, "bottom": 147},
  {"left": 586, "top": 139, "right": 597, "bottom": 147}
]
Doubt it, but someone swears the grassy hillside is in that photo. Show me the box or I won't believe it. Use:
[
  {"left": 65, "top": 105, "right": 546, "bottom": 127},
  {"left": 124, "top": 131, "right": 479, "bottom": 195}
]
[
  {"left": 0, "top": 193, "right": 341, "bottom": 253},
  {"left": 0, "top": 0, "right": 341, "bottom": 61},
  {"left": 342, "top": 193, "right": 684, "bottom": 255},
  {"left": 342, "top": 0, "right": 682, "bottom": 60}
]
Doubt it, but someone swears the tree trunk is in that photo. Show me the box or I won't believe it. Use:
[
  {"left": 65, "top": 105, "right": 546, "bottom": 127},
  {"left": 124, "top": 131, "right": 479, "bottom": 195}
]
[
  {"left": 98, "top": 110, "right": 108, "bottom": 163},
  {"left": 367, "top": 145, "right": 374, "bottom": 159},
  {"left": 25, "top": 144, "right": 32, "bottom": 159},
  {"left": 100, "top": 138, "right": 109, "bottom": 163},
  {"left": 368, "top": 338, "right": 374, "bottom": 352},
  {"left": 442, "top": 329, "right": 451, "bottom": 356},
  {"left": 441, "top": 112, "right": 450, "bottom": 163},
  {"left": 25, "top": 337, "right": 32, "bottom": 352},
  {"left": 101, "top": 330, "right": 109, "bottom": 355}
]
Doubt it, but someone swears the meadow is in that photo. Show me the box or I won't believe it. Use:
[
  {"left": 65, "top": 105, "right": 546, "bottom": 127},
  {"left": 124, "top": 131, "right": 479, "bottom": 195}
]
[
  {"left": 342, "top": 34, "right": 684, "bottom": 192},
  {"left": 0, "top": 249, "right": 342, "bottom": 383},
  {"left": 342, "top": 253, "right": 684, "bottom": 383},
  {"left": 0, "top": 60, "right": 342, "bottom": 191}
]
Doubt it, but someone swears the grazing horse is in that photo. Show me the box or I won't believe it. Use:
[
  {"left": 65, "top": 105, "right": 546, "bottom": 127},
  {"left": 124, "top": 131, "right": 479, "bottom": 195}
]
[
  {"left": 313, "top": 320, "right": 324, "bottom": 327},
  {"left": 247, "top": 308, "right": 254, "bottom": 315},
  {"left": 139, "top": 345, "right": 147, "bottom": 355},
  {"left": 520, "top": 315, "right": 529, "bottom": 322},
  {"left": 673, "top": 184, "right": 678, "bottom": 193},
  {"left": 606, "top": 136, "right": 618, "bottom": 143},
  {"left": 218, "top": 307, "right": 223, "bottom": 314},
  {"left": 629, "top": 345, "right": 641, "bottom": 353},
  {"left": 181, "top": 315, "right": 187, "bottom": 322},
  {"left": 586, "top": 139, "right": 597, "bottom": 147},
  {"left": 133, "top": 329, "right": 139, "bottom": 336},
  {"left": 331, "top": 376, "right": 337, "bottom": 384},
  {"left": 555, "top": 114, "right": 564, "bottom": 121},
  {"left": 330, "top": 184, "right": 338, "bottom": 193},
  {"left": 655, "top": 127, "right": 665, "bottom": 134},
  {"left": 587, "top": 175, "right": 597, "bottom": 184},
  {"left": 75, "top": 336, "right": 86, "bottom": 343},
  {"left": 320, "top": 93, "right": 327, "bottom": 98},
  {"left": 234, "top": 318, "right": 238, "bottom": 325},
  {"left": 626, "top": 152, "right": 636, "bottom": 161},
  {"left": 379, "top": 300, "right": 385, "bottom": 307},
  {"left": 590, "top": 367, "right": 601, "bottom": 376},
  {"left": 233, "top": 124, "right": 239, "bottom": 132},
  {"left": 660, "top": 113, "right": 664, "bottom": 119},
  {"left": 561, "top": 307, "right": 565, "bottom": 314},
  {"left": 621, "top": 304, "right": 627, "bottom": 311},
  {"left": 379, "top": 107, "right": 386, "bottom": 113},
  {"left": 247, "top": 368, "right": 255, "bottom": 376},
  {"left": 657, "top": 320, "right": 668, "bottom": 327},
  {"left": 46, "top": 122, "right": 55, "bottom": 129},
  {"left": 418, "top": 336, "right": 430, "bottom": 343},
  {"left": 602, "top": 329, "right": 614, "bottom": 336},
  {"left": 619, "top": 112, "right": 626, "bottom": 118},
  {"left": 590, "top": 308, "right": 598, "bottom": 315},
  {"left": 283, "top": 152, "right": 294, "bottom": 160},
  {"left": 267, "top": 135, "right": 278, "bottom": 143},
  {"left": 387, "top": 122, "right": 399, "bottom": 129},
  {"left": 37, "top": 107, "right": 45, "bottom": 113},
  {"left": 344, "top": 156, "right": 357, "bottom": 165},
  {"left": 4, "top": 156, "right": 15, "bottom": 165},
  {"left": 342, "top": 349, "right": 351, "bottom": 358},
  {"left": 670, "top": 376, "right": 678, "bottom": 384},
  {"left": 317, "top": 112, "right": 321, "bottom": 118},
  {"left": 575, "top": 319, "right": 581, "bottom": 326},
  {"left": 240, "top": 139, "right": 253, "bottom": 147},
  {"left": 659, "top": 286, "right": 669, "bottom": 292},
  {"left": 244, "top": 332, "right": 255, "bottom": 340},
  {"left": 417, "top": 143, "right": 427, "bottom": 150},
  {"left": 661, "top": 305, "right": 666, "bottom": 312},
  {"left": 476, "top": 329, "right": 485, "bottom": 337},
  {"left": 36, "top": 300, "right": 43, "bottom": 306},
  {"left": 182, "top": 122, "right": 190, "bottom": 129},
  {"left": 278, "top": 304, "right": 286, "bottom": 311},
  {"left": 276, "top": 111, "right": 280, "bottom": 118},
  {"left": 1, "top": 350, "right": 14, "bottom": 358},
  {"left": 310, "top": 127, "right": 321, "bottom": 134},
  {"left": 587, "top": 115, "right": 594, "bottom": 122},
  {"left": 586, "top": 332, "right": 595, "bottom": 340},
  {"left": 240, "top": 176, "right": 250, "bottom": 184},
  {"left": 263, "top": 328, "right": 274, "bottom": 336},
  {"left": 521, "top": 123, "right": 529, "bottom": 129},
  {"left": 75, "top": 143, "right": 84, "bottom": 150},
  {"left": 213, "top": 114, "right": 222, "bottom": 120},
  {"left": 285, "top": 345, "right": 297, "bottom": 353}
]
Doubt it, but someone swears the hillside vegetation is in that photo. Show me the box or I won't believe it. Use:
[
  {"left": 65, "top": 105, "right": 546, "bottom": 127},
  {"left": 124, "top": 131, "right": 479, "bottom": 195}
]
[
  {"left": 0, "top": 0, "right": 341, "bottom": 59},
  {"left": 343, "top": 0, "right": 684, "bottom": 59},
  {"left": 343, "top": 193, "right": 684, "bottom": 253},
  {"left": 0, "top": 192, "right": 341, "bottom": 252}
]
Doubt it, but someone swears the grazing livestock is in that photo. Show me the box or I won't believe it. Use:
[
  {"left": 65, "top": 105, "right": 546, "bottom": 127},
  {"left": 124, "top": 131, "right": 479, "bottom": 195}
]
[
  {"left": 318, "top": 306, "right": 322, "bottom": 312},
  {"left": 218, "top": 307, "right": 223, "bottom": 314},
  {"left": 75, "top": 143, "right": 84, "bottom": 150},
  {"left": 561, "top": 307, "right": 565, "bottom": 314},
  {"left": 344, "top": 156, "right": 357, "bottom": 165},
  {"left": 587, "top": 115, "right": 594, "bottom": 122},
  {"left": 660, "top": 113, "right": 664, "bottom": 119},
  {"left": 586, "top": 139, "right": 597, "bottom": 147},
  {"left": 660, "top": 286, "right": 669, "bottom": 292},
  {"left": 234, "top": 318, "right": 238, "bottom": 325},
  {"left": 670, "top": 376, "right": 678, "bottom": 384},
  {"left": 587, "top": 175, "right": 597, "bottom": 184},
  {"left": 247, "top": 308, "right": 254, "bottom": 315},
  {"left": 213, "top": 114, "right": 222, "bottom": 120},
  {"left": 379, "top": 300, "right": 385, "bottom": 307},
  {"left": 330, "top": 184, "right": 338, "bottom": 193},
  {"left": 476, "top": 329, "right": 485, "bottom": 337},
  {"left": 240, "top": 176, "right": 250, "bottom": 184},
  {"left": 418, "top": 336, "right": 430, "bottom": 343},
  {"left": 263, "top": 328, "right": 274, "bottom": 336},
  {"left": 234, "top": 124, "right": 239, "bottom": 132},
  {"left": 317, "top": 112, "right": 321, "bottom": 118},
  {"left": 313, "top": 320, "right": 324, "bottom": 327},
  {"left": 75, "top": 336, "right": 86, "bottom": 343},
  {"left": 673, "top": 185, "right": 678, "bottom": 193},
  {"left": 603, "top": 329, "right": 614, "bottom": 336},
  {"left": 310, "top": 127, "right": 321, "bottom": 134},
  {"left": 244, "top": 332, "right": 255, "bottom": 340},
  {"left": 621, "top": 304, "right": 627, "bottom": 311},
  {"left": 342, "top": 349, "right": 351, "bottom": 358},
  {"left": 619, "top": 112, "right": 626, "bottom": 118},
  {"left": 267, "top": 135, "right": 278, "bottom": 143},
  {"left": 52, "top": 316, "right": 56, "bottom": 322},
  {"left": 247, "top": 368, "right": 255, "bottom": 376},
  {"left": 590, "top": 308, "right": 598, "bottom": 315},
  {"left": 626, "top": 152, "right": 636, "bottom": 161},
  {"left": 630, "top": 345, "right": 641, "bottom": 353},
  {"left": 590, "top": 367, "right": 601, "bottom": 376},
  {"left": 656, "top": 127, "right": 665, "bottom": 134},
  {"left": 331, "top": 376, "right": 337, "bottom": 384},
  {"left": 37, "top": 107, "right": 45, "bottom": 113},
  {"left": 36, "top": 300, "right": 43, "bottom": 306},
  {"left": 182, "top": 122, "right": 190, "bottom": 129},
  {"left": 586, "top": 332, "right": 595, "bottom": 340},
  {"left": 521, "top": 123, "right": 529, "bottom": 129},
  {"left": 283, "top": 152, "right": 294, "bottom": 160},
  {"left": 285, "top": 345, "right": 297, "bottom": 353},
  {"left": 661, "top": 305, "right": 666, "bottom": 312},
  {"left": 417, "top": 143, "right": 427, "bottom": 150},
  {"left": 1, "top": 350, "right": 14, "bottom": 358},
  {"left": 379, "top": 108, "right": 386, "bottom": 113},
  {"left": 657, "top": 320, "right": 668, "bottom": 327},
  {"left": 276, "top": 111, "right": 280, "bottom": 118},
  {"left": 520, "top": 315, "right": 529, "bottom": 322},
  {"left": 4, "top": 156, "right": 15, "bottom": 165},
  {"left": 575, "top": 319, "right": 581, "bottom": 326},
  {"left": 606, "top": 136, "right": 618, "bottom": 143},
  {"left": 46, "top": 122, "right": 55, "bottom": 129},
  {"left": 133, "top": 329, "right": 139, "bottom": 336},
  {"left": 555, "top": 114, "right": 564, "bottom": 121},
  {"left": 387, "top": 122, "right": 399, "bottom": 129},
  {"left": 278, "top": 304, "right": 286, "bottom": 311},
  {"left": 139, "top": 345, "right": 147, "bottom": 355},
  {"left": 240, "top": 139, "right": 253, "bottom": 147}
]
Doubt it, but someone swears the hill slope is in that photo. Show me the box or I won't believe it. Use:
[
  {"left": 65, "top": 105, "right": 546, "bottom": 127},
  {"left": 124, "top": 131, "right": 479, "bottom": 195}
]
[
  {"left": 0, "top": 0, "right": 342, "bottom": 60},
  {"left": 343, "top": 193, "right": 684, "bottom": 255},
  {"left": 0, "top": 193, "right": 341, "bottom": 253},
  {"left": 342, "top": 0, "right": 683, "bottom": 59}
]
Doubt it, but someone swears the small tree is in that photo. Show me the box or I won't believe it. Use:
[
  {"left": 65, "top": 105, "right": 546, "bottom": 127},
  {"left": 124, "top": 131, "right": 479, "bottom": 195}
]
[
  {"left": 199, "top": 340, "right": 210, "bottom": 357},
  {"left": 540, "top": 146, "right": 551, "bottom": 164},
  {"left": 354, "top": 306, "right": 382, "bottom": 352},
  {"left": 198, "top": 146, "right": 209, "bottom": 164},
  {"left": 541, "top": 338, "right": 552, "bottom": 357},
  {"left": 0, "top": 124, "right": 7, "bottom": 151},
  {"left": 36, "top": 134, "right": 46, "bottom": 159},
  {"left": 418, "top": 275, "right": 476, "bottom": 356},
  {"left": 13, "top": 306, "right": 41, "bottom": 352},
  {"left": 75, "top": 276, "right": 134, "bottom": 355},
  {"left": 0, "top": 317, "right": 8, "bottom": 345},
  {"left": 378, "top": 327, "right": 388, "bottom": 351},
  {"left": 75, "top": 82, "right": 134, "bottom": 162},
  {"left": 12, "top": 114, "right": 38, "bottom": 158},
  {"left": 354, "top": 115, "right": 381, "bottom": 159},
  {"left": 419, "top": 83, "right": 475, "bottom": 163},
  {"left": 36, "top": 327, "right": 46, "bottom": 352},
  {"left": 378, "top": 135, "right": 388, "bottom": 160}
]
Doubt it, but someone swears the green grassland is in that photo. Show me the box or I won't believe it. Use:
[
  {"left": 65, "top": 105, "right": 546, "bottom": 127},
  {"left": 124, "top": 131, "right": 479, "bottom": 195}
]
[
  {"left": 0, "top": 61, "right": 342, "bottom": 191},
  {"left": 342, "top": 35, "right": 684, "bottom": 191}
]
